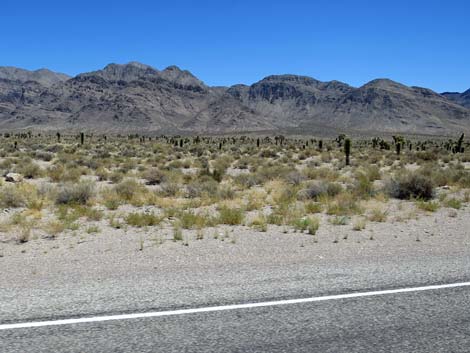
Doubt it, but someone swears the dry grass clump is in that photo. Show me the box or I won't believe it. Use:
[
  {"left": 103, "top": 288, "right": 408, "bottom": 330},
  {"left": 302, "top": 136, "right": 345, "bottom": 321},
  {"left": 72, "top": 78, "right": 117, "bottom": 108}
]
[
  {"left": 126, "top": 212, "right": 162, "bottom": 227},
  {"left": 416, "top": 200, "right": 440, "bottom": 212},
  {"left": 368, "top": 207, "right": 388, "bottom": 222},
  {"left": 326, "top": 193, "right": 363, "bottom": 216},
  {"left": 352, "top": 218, "right": 367, "bottom": 231},
  {"left": 178, "top": 210, "right": 214, "bottom": 229},
  {"left": 292, "top": 216, "right": 320, "bottom": 234},
  {"left": 217, "top": 206, "right": 244, "bottom": 225},
  {"left": 250, "top": 213, "right": 268, "bottom": 232},
  {"left": 444, "top": 198, "right": 462, "bottom": 209}
]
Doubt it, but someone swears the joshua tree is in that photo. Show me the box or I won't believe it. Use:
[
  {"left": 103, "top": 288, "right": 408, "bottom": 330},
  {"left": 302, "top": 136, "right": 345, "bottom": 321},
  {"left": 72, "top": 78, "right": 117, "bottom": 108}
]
[
  {"left": 454, "top": 133, "right": 465, "bottom": 153},
  {"left": 56, "top": 132, "right": 61, "bottom": 143},
  {"left": 344, "top": 138, "right": 351, "bottom": 166},
  {"left": 393, "top": 135, "right": 404, "bottom": 156},
  {"left": 336, "top": 134, "right": 346, "bottom": 147},
  {"left": 80, "top": 132, "right": 84, "bottom": 145}
]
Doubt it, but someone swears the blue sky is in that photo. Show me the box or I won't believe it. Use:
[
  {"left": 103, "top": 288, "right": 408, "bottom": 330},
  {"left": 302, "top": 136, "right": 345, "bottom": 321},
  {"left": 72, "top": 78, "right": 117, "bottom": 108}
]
[{"left": 1, "top": 0, "right": 469, "bottom": 92}]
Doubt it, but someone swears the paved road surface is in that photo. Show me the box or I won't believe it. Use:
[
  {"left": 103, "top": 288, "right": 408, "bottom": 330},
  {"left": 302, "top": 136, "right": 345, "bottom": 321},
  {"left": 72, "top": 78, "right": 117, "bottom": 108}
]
[{"left": 1, "top": 240, "right": 470, "bottom": 352}]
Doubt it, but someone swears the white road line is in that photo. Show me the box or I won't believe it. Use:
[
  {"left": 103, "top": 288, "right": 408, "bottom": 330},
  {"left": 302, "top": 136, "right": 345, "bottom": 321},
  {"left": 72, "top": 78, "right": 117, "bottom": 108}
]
[{"left": 1, "top": 281, "right": 470, "bottom": 331}]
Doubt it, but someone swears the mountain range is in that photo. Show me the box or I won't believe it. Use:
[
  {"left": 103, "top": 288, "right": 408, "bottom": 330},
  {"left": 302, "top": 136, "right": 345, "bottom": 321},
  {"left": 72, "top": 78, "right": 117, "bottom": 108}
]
[{"left": 0, "top": 62, "right": 469, "bottom": 136}]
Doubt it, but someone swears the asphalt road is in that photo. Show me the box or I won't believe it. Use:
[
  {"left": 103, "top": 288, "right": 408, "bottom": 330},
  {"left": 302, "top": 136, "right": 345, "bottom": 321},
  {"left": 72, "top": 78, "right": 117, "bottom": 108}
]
[
  {"left": 1, "top": 240, "right": 470, "bottom": 352},
  {"left": 2, "top": 285, "right": 470, "bottom": 353}
]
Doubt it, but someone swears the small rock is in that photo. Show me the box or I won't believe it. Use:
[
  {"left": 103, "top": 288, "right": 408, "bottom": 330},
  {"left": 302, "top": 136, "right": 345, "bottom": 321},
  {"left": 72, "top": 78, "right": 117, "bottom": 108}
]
[{"left": 5, "top": 172, "right": 23, "bottom": 183}]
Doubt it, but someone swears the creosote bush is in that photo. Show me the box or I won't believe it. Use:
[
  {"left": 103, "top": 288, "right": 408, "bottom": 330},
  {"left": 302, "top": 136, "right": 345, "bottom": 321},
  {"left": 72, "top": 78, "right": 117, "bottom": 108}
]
[
  {"left": 56, "top": 182, "right": 95, "bottom": 205},
  {"left": 386, "top": 172, "right": 434, "bottom": 200}
]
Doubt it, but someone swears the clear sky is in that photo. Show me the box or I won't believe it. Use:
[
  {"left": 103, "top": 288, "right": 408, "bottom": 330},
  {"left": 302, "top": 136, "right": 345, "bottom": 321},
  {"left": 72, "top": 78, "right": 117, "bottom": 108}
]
[{"left": 1, "top": 0, "right": 469, "bottom": 92}]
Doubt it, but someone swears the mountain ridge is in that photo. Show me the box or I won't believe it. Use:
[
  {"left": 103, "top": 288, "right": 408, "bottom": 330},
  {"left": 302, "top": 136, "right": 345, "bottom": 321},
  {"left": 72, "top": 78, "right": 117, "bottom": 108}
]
[{"left": 0, "top": 62, "right": 469, "bottom": 136}]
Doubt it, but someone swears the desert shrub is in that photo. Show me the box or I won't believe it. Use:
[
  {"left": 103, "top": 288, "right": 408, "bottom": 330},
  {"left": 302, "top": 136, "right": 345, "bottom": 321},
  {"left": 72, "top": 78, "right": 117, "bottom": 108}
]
[
  {"left": 109, "top": 171, "right": 124, "bottom": 184},
  {"left": 217, "top": 206, "right": 244, "bottom": 225},
  {"left": 368, "top": 208, "right": 387, "bottom": 222},
  {"left": 307, "top": 216, "right": 320, "bottom": 235},
  {"left": 217, "top": 184, "right": 236, "bottom": 200},
  {"left": 178, "top": 211, "right": 213, "bottom": 229},
  {"left": 250, "top": 214, "right": 268, "bottom": 232},
  {"left": 259, "top": 148, "right": 278, "bottom": 158},
  {"left": 16, "top": 162, "right": 43, "bottom": 179},
  {"left": 35, "top": 151, "right": 54, "bottom": 161},
  {"left": 96, "top": 167, "right": 110, "bottom": 181},
  {"left": 114, "top": 179, "right": 145, "bottom": 201},
  {"left": 326, "top": 193, "right": 362, "bottom": 216},
  {"left": 445, "top": 198, "right": 462, "bottom": 209},
  {"left": 83, "top": 207, "right": 104, "bottom": 221},
  {"left": 386, "top": 172, "right": 434, "bottom": 200},
  {"left": 352, "top": 218, "right": 367, "bottom": 231},
  {"left": 297, "top": 181, "right": 342, "bottom": 200},
  {"left": 292, "top": 216, "right": 320, "bottom": 234},
  {"left": 55, "top": 182, "right": 95, "bottom": 205},
  {"left": 159, "top": 182, "right": 180, "bottom": 197},
  {"left": 271, "top": 183, "right": 297, "bottom": 206},
  {"left": 416, "top": 150, "right": 438, "bottom": 161},
  {"left": 255, "top": 165, "right": 291, "bottom": 183},
  {"left": 212, "top": 155, "right": 233, "bottom": 174},
  {"left": 47, "top": 165, "right": 82, "bottom": 182},
  {"left": 186, "top": 177, "right": 219, "bottom": 198},
  {"left": 353, "top": 172, "right": 374, "bottom": 198},
  {"left": 457, "top": 173, "right": 470, "bottom": 188},
  {"left": 126, "top": 212, "right": 161, "bottom": 227},
  {"left": 416, "top": 200, "right": 440, "bottom": 212},
  {"left": 143, "top": 168, "right": 167, "bottom": 185},
  {"left": 285, "top": 171, "right": 306, "bottom": 185},
  {"left": 304, "top": 201, "right": 323, "bottom": 213},
  {"left": 173, "top": 222, "right": 183, "bottom": 241},
  {"left": 100, "top": 189, "right": 122, "bottom": 210},
  {"left": 233, "top": 173, "right": 262, "bottom": 188},
  {"left": 329, "top": 216, "right": 349, "bottom": 225},
  {"left": 0, "top": 185, "right": 27, "bottom": 208},
  {"left": 364, "top": 165, "right": 381, "bottom": 181}
]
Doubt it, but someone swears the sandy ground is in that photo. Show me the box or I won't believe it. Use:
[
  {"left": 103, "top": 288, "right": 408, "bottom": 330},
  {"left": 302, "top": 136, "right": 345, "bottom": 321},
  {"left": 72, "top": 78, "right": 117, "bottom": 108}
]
[{"left": 1, "top": 203, "right": 468, "bottom": 282}]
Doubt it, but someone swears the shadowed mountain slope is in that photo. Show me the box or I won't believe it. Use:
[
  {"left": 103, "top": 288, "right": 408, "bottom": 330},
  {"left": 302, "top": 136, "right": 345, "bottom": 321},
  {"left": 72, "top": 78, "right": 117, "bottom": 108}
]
[{"left": 0, "top": 62, "right": 469, "bottom": 136}]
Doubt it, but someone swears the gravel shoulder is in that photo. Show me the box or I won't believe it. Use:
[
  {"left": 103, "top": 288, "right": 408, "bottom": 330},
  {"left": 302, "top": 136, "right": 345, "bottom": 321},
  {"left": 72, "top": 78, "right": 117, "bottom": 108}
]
[{"left": 1, "top": 205, "right": 470, "bottom": 324}]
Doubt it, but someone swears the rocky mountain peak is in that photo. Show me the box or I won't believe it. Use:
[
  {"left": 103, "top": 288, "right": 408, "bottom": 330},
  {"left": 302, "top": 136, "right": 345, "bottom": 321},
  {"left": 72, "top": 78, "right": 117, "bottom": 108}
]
[
  {"left": 0, "top": 62, "right": 469, "bottom": 135},
  {"left": 79, "top": 62, "right": 159, "bottom": 82},
  {"left": 0, "top": 66, "right": 70, "bottom": 86}
]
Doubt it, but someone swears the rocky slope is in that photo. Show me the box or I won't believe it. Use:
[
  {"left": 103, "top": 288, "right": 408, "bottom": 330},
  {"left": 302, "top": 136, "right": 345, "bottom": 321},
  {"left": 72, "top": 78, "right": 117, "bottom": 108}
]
[
  {"left": 0, "top": 62, "right": 469, "bottom": 136},
  {"left": 442, "top": 89, "right": 470, "bottom": 109},
  {"left": 0, "top": 67, "right": 70, "bottom": 87}
]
